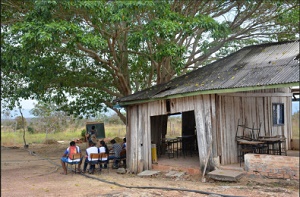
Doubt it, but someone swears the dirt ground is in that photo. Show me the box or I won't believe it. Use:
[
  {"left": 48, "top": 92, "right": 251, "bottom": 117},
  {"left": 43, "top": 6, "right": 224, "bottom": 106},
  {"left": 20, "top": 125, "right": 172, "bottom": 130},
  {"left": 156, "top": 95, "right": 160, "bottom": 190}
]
[{"left": 1, "top": 142, "right": 299, "bottom": 197}]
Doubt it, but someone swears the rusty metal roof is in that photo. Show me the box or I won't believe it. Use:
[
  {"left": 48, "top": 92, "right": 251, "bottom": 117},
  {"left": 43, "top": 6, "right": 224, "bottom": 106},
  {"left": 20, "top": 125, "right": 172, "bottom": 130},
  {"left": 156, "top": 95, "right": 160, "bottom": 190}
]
[{"left": 120, "top": 40, "right": 299, "bottom": 104}]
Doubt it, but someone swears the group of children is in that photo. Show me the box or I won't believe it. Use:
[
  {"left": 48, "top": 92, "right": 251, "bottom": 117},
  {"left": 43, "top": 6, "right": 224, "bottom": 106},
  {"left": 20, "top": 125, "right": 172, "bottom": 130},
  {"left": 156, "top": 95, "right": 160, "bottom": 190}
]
[{"left": 60, "top": 137, "right": 127, "bottom": 175}]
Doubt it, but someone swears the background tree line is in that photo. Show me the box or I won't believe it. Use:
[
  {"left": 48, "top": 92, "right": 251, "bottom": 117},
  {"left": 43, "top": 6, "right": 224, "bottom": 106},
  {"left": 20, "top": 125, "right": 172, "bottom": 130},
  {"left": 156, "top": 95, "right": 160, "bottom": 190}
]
[{"left": 1, "top": 101, "right": 125, "bottom": 135}]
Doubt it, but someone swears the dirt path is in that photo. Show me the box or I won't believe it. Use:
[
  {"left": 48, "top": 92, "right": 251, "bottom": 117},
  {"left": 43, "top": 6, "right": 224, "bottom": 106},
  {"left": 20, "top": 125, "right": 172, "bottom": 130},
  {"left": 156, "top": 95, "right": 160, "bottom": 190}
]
[{"left": 1, "top": 143, "right": 299, "bottom": 197}]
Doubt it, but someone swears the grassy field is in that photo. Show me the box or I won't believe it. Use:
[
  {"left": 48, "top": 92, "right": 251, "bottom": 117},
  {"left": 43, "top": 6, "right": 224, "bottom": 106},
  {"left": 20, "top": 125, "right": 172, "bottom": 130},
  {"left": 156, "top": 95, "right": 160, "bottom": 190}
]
[
  {"left": 292, "top": 111, "right": 299, "bottom": 139},
  {"left": 1, "top": 124, "right": 126, "bottom": 147}
]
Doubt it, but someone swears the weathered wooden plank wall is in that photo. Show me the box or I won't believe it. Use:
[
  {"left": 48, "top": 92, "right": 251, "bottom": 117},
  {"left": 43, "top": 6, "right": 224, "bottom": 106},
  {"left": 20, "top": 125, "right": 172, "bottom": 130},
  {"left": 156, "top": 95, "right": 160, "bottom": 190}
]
[
  {"left": 170, "top": 95, "right": 217, "bottom": 170},
  {"left": 218, "top": 88, "right": 292, "bottom": 164},
  {"left": 193, "top": 95, "right": 208, "bottom": 170},
  {"left": 210, "top": 94, "right": 218, "bottom": 163},
  {"left": 201, "top": 94, "right": 216, "bottom": 171},
  {"left": 127, "top": 88, "right": 292, "bottom": 173},
  {"left": 127, "top": 100, "right": 169, "bottom": 173}
]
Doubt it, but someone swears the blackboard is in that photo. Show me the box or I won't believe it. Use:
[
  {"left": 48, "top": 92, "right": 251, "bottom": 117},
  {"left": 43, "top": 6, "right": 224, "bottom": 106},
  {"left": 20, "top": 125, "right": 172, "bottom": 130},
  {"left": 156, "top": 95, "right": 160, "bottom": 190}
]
[{"left": 86, "top": 122, "right": 105, "bottom": 139}]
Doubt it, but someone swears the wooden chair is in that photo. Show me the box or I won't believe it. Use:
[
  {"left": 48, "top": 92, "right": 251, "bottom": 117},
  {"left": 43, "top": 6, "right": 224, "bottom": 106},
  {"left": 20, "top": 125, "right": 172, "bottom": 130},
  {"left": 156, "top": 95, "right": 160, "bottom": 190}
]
[
  {"left": 88, "top": 153, "right": 101, "bottom": 174},
  {"left": 98, "top": 153, "right": 109, "bottom": 173},
  {"left": 167, "top": 138, "right": 181, "bottom": 158},
  {"left": 237, "top": 143, "right": 258, "bottom": 166},
  {"left": 276, "top": 135, "right": 287, "bottom": 156},
  {"left": 251, "top": 122, "right": 261, "bottom": 140},
  {"left": 267, "top": 135, "right": 287, "bottom": 155},
  {"left": 235, "top": 119, "right": 244, "bottom": 139},
  {"left": 236, "top": 119, "right": 266, "bottom": 166},
  {"left": 236, "top": 124, "right": 257, "bottom": 166},
  {"left": 251, "top": 122, "right": 268, "bottom": 154},
  {"left": 66, "top": 153, "right": 82, "bottom": 175},
  {"left": 114, "top": 149, "right": 126, "bottom": 168},
  {"left": 119, "top": 149, "right": 126, "bottom": 168}
]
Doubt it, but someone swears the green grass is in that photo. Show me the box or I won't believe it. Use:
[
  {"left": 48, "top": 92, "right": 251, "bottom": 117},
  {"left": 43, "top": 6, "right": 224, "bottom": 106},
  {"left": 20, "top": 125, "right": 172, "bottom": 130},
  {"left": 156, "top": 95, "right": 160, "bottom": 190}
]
[
  {"left": 1, "top": 130, "right": 82, "bottom": 146},
  {"left": 292, "top": 112, "right": 299, "bottom": 139},
  {"left": 1, "top": 124, "right": 126, "bottom": 147},
  {"left": 105, "top": 125, "right": 126, "bottom": 138}
]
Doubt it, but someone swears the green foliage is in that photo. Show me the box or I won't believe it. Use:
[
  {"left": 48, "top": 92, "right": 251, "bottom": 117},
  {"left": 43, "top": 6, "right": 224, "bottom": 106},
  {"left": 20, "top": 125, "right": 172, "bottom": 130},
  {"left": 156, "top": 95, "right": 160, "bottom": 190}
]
[
  {"left": 29, "top": 101, "right": 68, "bottom": 133},
  {"left": 107, "top": 114, "right": 124, "bottom": 125},
  {"left": 15, "top": 116, "right": 27, "bottom": 130},
  {"left": 1, "top": 0, "right": 299, "bottom": 123},
  {"left": 81, "top": 129, "right": 86, "bottom": 138},
  {"left": 27, "top": 126, "right": 35, "bottom": 134}
]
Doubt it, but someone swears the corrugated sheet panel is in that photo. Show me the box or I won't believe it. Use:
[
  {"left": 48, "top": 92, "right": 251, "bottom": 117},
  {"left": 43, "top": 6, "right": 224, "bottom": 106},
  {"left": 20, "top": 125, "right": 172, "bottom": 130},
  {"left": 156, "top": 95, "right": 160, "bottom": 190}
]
[{"left": 120, "top": 41, "right": 299, "bottom": 103}]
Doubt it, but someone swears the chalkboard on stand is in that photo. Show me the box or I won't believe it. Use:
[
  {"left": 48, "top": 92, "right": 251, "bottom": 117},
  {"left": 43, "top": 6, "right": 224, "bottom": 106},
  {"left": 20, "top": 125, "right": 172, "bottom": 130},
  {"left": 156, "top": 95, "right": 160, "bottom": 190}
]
[{"left": 86, "top": 122, "right": 105, "bottom": 139}]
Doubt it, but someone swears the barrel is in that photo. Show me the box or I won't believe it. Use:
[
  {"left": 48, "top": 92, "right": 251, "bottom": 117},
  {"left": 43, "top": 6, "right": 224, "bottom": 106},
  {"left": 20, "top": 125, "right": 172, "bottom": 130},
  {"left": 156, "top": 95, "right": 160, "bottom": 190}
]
[{"left": 151, "top": 144, "right": 158, "bottom": 163}]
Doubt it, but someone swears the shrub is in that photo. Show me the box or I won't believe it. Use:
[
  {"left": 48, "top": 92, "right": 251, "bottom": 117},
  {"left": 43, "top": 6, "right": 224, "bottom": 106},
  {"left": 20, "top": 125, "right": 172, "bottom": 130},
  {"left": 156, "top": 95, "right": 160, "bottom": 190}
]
[
  {"left": 81, "top": 129, "right": 86, "bottom": 137},
  {"left": 27, "top": 126, "right": 35, "bottom": 134},
  {"left": 15, "top": 116, "right": 27, "bottom": 130},
  {"left": 44, "top": 139, "right": 58, "bottom": 144}
]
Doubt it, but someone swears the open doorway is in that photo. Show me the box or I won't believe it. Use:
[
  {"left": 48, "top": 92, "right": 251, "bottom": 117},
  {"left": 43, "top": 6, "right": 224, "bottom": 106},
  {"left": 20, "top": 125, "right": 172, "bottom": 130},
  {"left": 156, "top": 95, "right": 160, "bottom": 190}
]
[
  {"left": 150, "top": 111, "right": 200, "bottom": 172},
  {"left": 166, "top": 113, "right": 181, "bottom": 138}
]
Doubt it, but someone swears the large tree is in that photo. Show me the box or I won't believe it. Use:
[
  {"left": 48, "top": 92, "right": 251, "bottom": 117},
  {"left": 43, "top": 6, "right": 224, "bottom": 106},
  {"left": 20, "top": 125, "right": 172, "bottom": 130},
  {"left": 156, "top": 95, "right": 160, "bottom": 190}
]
[{"left": 1, "top": 0, "right": 299, "bottom": 123}]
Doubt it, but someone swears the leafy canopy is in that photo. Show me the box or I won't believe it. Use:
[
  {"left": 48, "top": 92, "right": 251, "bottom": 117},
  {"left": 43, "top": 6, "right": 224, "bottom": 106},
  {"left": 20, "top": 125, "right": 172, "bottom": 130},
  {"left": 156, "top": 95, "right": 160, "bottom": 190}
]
[{"left": 1, "top": 0, "right": 299, "bottom": 123}]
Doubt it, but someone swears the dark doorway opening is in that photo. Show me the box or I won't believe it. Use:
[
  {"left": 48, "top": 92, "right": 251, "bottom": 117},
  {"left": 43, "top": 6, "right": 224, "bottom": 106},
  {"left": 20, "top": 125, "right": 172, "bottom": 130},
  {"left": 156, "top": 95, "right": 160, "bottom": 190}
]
[{"left": 150, "top": 110, "right": 199, "bottom": 171}]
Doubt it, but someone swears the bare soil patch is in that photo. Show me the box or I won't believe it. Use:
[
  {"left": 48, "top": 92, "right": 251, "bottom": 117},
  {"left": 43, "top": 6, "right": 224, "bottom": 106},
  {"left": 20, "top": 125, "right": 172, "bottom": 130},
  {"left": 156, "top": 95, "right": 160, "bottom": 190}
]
[{"left": 1, "top": 143, "right": 299, "bottom": 197}]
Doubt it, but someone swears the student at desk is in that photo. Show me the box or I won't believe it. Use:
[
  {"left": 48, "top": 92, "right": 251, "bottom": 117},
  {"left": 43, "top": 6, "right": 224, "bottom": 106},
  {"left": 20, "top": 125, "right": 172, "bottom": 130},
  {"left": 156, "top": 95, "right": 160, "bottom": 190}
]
[
  {"left": 83, "top": 141, "right": 99, "bottom": 174},
  {"left": 108, "top": 139, "right": 122, "bottom": 169},
  {"left": 99, "top": 140, "right": 109, "bottom": 169},
  {"left": 60, "top": 141, "right": 83, "bottom": 175}
]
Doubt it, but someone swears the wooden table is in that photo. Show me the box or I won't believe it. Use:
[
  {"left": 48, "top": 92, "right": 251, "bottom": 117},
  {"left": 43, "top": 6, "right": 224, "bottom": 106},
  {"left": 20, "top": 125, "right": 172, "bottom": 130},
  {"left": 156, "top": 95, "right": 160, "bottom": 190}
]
[
  {"left": 236, "top": 139, "right": 265, "bottom": 154},
  {"left": 165, "top": 138, "right": 180, "bottom": 158},
  {"left": 177, "top": 135, "right": 196, "bottom": 157},
  {"left": 236, "top": 139, "right": 265, "bottom": 166},
  {"left": 237, "top": 139, "right": 265, "bottom": 145},
  {"left": 258, "top": 137, "right": 283, "bottom": 155}
]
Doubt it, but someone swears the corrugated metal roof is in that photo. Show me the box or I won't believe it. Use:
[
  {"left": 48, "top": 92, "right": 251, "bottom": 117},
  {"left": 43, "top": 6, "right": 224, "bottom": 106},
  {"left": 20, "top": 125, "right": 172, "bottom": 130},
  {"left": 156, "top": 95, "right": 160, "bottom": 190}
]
[{"left": 120, "top": 40, "right": 299, "bottom": 104}]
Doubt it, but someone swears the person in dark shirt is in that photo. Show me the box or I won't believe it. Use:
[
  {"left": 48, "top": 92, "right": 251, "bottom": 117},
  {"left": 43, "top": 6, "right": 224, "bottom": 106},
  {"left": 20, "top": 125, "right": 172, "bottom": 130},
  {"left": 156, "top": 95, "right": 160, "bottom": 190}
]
[
  {"left": 122, "top": 138, "right": 126, "bottom": 150},
  {"left": 108, "top": 139, "right": 122, "bottom": 168},
  {"left": 86, "top": 125, "right": 97, "bottom": 143}
]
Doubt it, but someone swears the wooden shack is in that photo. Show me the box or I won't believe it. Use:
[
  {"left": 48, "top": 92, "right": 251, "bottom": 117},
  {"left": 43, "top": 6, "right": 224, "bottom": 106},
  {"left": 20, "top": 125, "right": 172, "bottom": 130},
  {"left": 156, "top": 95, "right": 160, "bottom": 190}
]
[{"left": 118, "top": 41, "right": 299, "bottom": 174}]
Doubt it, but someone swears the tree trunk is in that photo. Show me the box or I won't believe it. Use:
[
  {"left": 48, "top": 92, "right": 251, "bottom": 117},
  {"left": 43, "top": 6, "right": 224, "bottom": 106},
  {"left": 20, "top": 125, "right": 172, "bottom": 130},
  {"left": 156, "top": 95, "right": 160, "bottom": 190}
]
[{"left": 19, "top": 108, "right": 28, "bottom": 149}]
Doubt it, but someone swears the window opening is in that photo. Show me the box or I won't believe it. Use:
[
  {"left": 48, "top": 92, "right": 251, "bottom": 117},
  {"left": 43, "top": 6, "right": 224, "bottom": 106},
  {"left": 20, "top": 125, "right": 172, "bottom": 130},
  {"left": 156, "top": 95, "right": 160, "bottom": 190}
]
[{"left": 272, "top": 103, "right": 284, "bottom": 125}]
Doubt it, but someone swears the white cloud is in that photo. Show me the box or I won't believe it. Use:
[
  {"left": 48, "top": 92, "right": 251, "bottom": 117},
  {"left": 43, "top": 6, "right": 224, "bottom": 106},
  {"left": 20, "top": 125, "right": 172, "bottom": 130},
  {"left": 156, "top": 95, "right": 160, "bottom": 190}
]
[{"left": 20, "top": 99, "right": 37, "bottom": 109}]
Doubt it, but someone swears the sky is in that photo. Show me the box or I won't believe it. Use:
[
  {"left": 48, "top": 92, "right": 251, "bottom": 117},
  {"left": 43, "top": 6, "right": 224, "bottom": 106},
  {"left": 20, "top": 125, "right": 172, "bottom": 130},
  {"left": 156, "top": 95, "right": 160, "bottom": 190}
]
[{"left": 20, "top": 99, "right": 37, "bottom": 109}]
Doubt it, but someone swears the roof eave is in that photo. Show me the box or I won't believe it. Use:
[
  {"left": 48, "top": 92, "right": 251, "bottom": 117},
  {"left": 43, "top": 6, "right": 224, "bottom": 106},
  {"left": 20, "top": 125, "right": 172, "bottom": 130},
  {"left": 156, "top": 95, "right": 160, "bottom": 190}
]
[{"left": 119, "top": 82, "right": 299, "bottom": 106}]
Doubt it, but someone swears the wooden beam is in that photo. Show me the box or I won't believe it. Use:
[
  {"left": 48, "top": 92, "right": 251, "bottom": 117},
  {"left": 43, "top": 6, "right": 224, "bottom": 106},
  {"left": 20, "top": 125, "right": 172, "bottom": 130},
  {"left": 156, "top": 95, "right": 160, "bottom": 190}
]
[
  {"left": 120, "top": 83, "right": 298, "bottom": 106},
  {"left": 218, "top": 93, "right": 293, "bottom": 97}
]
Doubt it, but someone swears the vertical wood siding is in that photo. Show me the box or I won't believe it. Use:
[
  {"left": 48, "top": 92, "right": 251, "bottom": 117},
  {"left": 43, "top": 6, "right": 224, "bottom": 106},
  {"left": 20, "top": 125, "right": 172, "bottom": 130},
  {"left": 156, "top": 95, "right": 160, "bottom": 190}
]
[
  {"left": 218, "top": 88, "right": 292, "bottom": 164},
  {"left": 127, "top": 88, "right": 292, "bottom": 173}
]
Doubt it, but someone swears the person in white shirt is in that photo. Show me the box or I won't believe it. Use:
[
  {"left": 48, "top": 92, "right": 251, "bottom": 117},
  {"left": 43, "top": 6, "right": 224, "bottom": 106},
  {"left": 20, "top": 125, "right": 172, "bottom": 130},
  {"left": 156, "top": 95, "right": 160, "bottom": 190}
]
[
  {"left": 83, "top": 141, "right": 99, "bottom": 174},
  {"left": 99, "top": 140, "right": 109, "bottom": 169}
]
